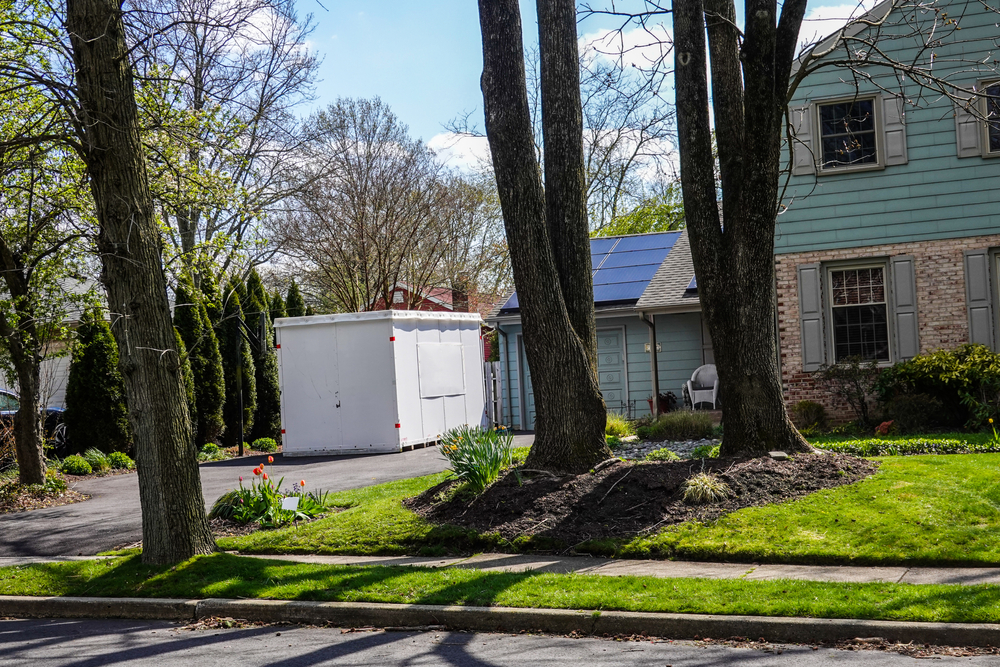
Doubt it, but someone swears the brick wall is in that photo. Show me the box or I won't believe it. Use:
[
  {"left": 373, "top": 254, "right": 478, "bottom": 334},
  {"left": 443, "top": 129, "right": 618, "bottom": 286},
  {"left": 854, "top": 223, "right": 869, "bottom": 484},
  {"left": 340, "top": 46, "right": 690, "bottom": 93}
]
[{"left": 776, "top": 233, "right": 1000, "bottom": 421}]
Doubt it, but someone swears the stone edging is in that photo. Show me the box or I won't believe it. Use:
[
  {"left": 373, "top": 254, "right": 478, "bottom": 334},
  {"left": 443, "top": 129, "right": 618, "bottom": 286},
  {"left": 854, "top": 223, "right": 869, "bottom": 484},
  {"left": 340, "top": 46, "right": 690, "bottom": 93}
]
[{"left": 2, "top": 595, "right": 999, "bottom": 646}]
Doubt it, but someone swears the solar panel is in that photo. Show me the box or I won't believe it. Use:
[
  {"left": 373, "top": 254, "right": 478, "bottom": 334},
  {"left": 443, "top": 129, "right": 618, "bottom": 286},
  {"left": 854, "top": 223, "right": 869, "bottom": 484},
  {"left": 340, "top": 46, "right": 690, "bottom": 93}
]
[{"left": 498, "top": 231, "right": 680, "bottom": 313}]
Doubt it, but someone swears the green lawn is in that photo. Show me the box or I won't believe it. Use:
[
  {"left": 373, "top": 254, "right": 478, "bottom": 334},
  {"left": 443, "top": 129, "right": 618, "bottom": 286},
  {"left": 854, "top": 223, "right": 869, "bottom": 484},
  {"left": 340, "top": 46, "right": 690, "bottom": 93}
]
[
  {"left": 215, "top": 451, "right": 1000, "bottom": 566},
  {"left": 3, "top": 553, "right": 1000, "bottom": 624}
]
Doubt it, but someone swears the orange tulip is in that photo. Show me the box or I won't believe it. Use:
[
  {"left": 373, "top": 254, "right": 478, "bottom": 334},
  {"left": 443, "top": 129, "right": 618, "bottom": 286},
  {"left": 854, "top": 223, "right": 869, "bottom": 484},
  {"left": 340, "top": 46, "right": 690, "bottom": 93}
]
[
  {"left": 300, "top": 480, "right": 305, "bottom": 487},
  {"left": 268, "top": 455, "right": 274, "bottom": 463},
  {"left": 262, "top": 473, "right": 268, "bottom": 481},
  {"left": 253, "top": 467, "right": 261, "bottom": 476}
]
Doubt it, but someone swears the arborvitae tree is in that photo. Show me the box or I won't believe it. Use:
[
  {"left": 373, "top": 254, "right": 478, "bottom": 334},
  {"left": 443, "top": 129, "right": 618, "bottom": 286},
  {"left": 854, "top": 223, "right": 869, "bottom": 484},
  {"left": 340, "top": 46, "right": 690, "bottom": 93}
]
[
  {"left": 174, "top": 328, "right": 197, "bottom": 437},
  {"left": 269, "top": 290, "right": 286, "bottom": 323},
  {"left": 63, "top": 309, "right": 132, "bottom": 455},
  {"left": 246, "top": 269, "right": 282, "bottom": 443},
  {"left": 269, "top": 290, "right": 286, "bottom": 345},
  {"left": 199, "top": 268, "right": 224, "bottom": 328},
  {"left": 174, "top": 280, "right": 225, "bottom": 445},
  {"left": 218, "top": 288, "right": 256, "bottom": 448},
  {"left": 285, "top": 280, "right": 305, "bottom": 317}
]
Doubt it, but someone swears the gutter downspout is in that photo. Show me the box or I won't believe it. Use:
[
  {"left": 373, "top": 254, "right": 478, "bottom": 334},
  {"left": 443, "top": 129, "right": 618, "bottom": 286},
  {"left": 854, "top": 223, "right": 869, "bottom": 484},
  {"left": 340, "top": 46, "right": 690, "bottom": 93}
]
[
  {"left": 640, "top": 312, "right": 659, "bottom": 418},
  {"left": 497, "top": 328, "right": 512, "bottom": 427}
]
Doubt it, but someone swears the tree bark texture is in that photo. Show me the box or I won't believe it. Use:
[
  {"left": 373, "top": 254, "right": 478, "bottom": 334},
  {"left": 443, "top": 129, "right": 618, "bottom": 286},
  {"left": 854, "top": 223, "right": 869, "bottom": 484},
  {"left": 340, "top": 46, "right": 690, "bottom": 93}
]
[
  {"left": 12, "top": 357, "right": 44, "bottom": 485},
  {"left": 66, "top": 0, "right": 216, "bottom": 563},
  {"left": 674, "top": 0, "right": 812, "bottom": 457},
  {"left": 536, "top": 0, "right": 598, "bottom": 370},
  {"left": 478, "top": 0, "right": 610, "bottom": 473},
  {"left": 0, "top": 259, "right": 46, "bottom": 485}
]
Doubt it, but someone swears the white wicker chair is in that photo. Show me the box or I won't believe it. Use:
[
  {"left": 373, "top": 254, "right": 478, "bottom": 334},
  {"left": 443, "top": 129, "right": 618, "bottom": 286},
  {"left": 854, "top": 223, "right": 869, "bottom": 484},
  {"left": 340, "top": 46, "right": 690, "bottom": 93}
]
[{"left": 685, "top": 364, "right": 719, "bottom": 410}]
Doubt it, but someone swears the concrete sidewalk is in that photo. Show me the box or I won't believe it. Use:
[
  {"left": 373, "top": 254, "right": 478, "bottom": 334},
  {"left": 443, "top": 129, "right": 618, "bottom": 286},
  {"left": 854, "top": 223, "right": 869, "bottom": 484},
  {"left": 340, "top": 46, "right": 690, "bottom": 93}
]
[
  {"left": 211, "top": 552, "right": 1000, "bottom": 586},
  {"left": 4, "top": 551, "right": 999, "bottom": 587}
]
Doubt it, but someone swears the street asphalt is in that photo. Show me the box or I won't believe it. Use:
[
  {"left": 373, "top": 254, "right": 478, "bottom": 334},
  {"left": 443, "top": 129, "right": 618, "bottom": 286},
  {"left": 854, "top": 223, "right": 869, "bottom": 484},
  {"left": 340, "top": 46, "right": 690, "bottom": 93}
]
[
  {"left": 3, "top": 618, "right": 993, "bottom": 666},
  {"left": 0, "top": 446, "right": 452, "bottom": 558}
]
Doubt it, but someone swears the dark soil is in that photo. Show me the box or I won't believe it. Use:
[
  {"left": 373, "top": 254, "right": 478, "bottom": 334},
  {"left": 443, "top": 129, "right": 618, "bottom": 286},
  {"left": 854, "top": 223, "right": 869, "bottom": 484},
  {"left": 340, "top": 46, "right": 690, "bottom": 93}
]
[{"left": 406, "top": 453, "right": 877, "bottom": 544}]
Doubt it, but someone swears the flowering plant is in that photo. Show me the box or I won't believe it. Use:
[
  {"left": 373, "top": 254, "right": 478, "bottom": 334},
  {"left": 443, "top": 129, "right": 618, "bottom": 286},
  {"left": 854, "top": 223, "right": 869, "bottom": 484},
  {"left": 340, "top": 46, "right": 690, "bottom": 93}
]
[{"left": 209, "top": 462, "right": 328, "bottom": 527}]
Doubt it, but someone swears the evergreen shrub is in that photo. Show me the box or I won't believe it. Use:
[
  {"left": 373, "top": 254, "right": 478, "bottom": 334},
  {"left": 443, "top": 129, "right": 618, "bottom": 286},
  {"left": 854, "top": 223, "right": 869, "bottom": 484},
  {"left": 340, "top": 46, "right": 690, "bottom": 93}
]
[
  {"left": 174, "top": 279, "right": 225, "bottom": 445},
  {"left": 107, "top": 451, "right": 134, "bottom": 470},
  {"left": 63, "top": 309, "right": 132, "bottom": 455},
  {"left": 252, "top": 437, "right": 278, "bottom": 453},
  {"left": 60, "top": 455, "right": 91, "bottom": 475}
]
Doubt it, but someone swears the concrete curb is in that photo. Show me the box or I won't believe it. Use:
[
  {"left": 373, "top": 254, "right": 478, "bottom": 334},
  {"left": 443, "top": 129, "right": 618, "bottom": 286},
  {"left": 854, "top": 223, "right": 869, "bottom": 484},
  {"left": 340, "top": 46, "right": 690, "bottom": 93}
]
[{"left": 3, "top": 595, "right": 999, "bottom": 646}]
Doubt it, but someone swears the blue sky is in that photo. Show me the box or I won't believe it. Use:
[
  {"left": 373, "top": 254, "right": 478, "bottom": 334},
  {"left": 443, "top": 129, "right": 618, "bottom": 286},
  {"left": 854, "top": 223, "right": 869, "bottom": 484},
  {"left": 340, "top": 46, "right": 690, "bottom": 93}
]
[{"left": 300, "top": 1, "right": 870, "bottom": 164}]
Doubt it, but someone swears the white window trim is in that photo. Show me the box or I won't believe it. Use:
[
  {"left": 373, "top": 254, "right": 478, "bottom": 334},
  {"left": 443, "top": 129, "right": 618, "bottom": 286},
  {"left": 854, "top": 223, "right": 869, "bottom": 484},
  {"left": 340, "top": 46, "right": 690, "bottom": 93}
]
[
  {"left": 981, "top": 80, "right": 1000, "bottom": 159},
  {"left": 812, "top": 93, "right": 886, "bottom": 175},
  {"left": 824, "top": 260, "right": 895, "bottom": 365}
]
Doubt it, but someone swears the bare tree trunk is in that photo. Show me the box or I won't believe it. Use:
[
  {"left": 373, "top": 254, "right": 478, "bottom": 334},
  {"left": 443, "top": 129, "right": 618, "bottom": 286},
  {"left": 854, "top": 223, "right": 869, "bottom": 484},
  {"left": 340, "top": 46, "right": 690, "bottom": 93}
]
[
  {"left": 66, "top": 0, "right": 216, "bottom": 563},
  {"left": 674, "top": 0, "right": 812, "bottom": 457},
  {"left": 478, "top": 0, "right": 610, "bottom": 473},
  {"left": 12, "top": 355, "right": 44, "bottom": 485}
]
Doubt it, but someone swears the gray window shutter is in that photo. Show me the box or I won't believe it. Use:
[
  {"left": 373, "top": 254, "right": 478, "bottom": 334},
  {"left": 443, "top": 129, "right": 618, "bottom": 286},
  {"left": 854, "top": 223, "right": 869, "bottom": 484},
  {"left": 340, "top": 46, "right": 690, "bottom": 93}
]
[
  {"left": 790, "top": 106, "right": 816, "bottom": 176},
  {"left": 964, "top": 249, "right": 995, "bottom": 348},
  {"left": 955, "top": 99, "right": 982, "bottom": 158},
  {"left": 797, "top": 263, "right": 825, "bottom": 371},
  {"left": 890, "top": 255, "right": 919, "bottom": 360},
  {"left": 882, "top": 95, "right": 908, "bottom": 166}
]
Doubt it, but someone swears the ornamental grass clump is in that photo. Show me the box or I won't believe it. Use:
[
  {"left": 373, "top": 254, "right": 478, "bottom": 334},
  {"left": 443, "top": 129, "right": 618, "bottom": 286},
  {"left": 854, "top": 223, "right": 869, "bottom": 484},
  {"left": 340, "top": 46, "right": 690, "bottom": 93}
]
[
  {"left": 82, "top": 448, "right": 110, "bottom": 473},
  {"left": 682, "top": 472, "right": 730, "bottom": 504},
  {"left": 440, "top": 425, "right": 513, "bottom": 494},
  {"left": 605, "top": 413, "right": 634, "bottom": 438},
  {"left": 209, "top": 461, "right": 326, "bottom": 528}
]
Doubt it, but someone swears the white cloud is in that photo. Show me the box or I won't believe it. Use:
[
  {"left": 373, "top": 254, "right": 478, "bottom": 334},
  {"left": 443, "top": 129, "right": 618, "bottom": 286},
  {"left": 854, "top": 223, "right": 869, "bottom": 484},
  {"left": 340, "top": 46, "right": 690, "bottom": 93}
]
[
  {"left": 428, "top": 133, "right": 492, "bottom": 172},
  {"left": 799, "top": 0, "right": 881, "bottom": 50},
  {"left": 579, "top": 24, "right": 672, "bottom": 71}
]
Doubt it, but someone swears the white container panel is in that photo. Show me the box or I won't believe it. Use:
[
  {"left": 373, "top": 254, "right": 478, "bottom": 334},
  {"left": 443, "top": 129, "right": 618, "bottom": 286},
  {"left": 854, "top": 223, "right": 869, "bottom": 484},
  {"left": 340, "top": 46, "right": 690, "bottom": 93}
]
[
  {"left": 277, "top": 323, "right": 343, "bottom": 455},
  {"left": 336, "top": 318, "right": 399, "bottom": 452},
  {"left": 391, "top": 320, "right": 425, "bottom": 447}
]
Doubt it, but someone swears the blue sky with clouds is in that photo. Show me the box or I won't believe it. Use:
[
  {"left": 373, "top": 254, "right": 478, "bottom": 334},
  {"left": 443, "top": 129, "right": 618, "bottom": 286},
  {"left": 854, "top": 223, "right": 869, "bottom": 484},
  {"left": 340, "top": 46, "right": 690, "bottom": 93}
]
[{"left": 299, "top": 1, "right": 872, "bottom": 164}]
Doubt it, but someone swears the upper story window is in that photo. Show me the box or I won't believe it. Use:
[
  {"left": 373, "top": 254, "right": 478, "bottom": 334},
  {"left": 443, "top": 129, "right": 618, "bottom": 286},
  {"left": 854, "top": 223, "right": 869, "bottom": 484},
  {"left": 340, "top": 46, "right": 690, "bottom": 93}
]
[
  {"left": 819, "top": 98, "right": 878, "bottom": 170},
  {"left": 829, "top": 265, "right": 890, "bottom": 362},
  {"left": 985, "top": 82, "right": 1000, "bottom": 154}
]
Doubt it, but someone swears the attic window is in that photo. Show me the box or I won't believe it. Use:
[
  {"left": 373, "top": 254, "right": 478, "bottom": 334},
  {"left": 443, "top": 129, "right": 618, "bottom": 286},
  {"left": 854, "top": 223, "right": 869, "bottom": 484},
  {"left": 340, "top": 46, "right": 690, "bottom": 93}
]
[{"left": 819, "top": 98, "right": 878, "bottom": 170}]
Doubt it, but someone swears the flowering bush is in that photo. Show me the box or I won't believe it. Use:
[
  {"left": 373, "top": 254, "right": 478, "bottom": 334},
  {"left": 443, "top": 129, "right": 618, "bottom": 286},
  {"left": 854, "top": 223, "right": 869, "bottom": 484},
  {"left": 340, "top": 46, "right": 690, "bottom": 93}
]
[
  {"left": 440, "top": 425, "right": 513, "bottom": 493},
  {"left": 209, "top": 462, "right": 327, "bottom": 527}
]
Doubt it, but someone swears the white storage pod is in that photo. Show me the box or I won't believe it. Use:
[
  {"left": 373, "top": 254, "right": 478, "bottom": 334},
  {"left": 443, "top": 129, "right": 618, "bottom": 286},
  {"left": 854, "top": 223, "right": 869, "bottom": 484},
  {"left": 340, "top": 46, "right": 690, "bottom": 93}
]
[{"left": 274, "top": 310, "right": 485, "bottom": 456}]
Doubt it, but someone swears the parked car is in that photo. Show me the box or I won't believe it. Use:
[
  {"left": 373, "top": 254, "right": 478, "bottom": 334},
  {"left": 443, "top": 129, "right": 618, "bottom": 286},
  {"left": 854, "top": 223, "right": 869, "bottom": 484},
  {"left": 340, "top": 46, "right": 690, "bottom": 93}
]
[{"left": 0, "top": 389, "right": 67, "bottom": 456}]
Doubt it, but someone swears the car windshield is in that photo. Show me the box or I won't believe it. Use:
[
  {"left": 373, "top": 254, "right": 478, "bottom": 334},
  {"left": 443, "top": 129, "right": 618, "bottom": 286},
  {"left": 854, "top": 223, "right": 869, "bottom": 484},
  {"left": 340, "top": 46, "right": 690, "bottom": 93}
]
[{"left": 0, "top": 393, "right": 18, "bottom": 411}]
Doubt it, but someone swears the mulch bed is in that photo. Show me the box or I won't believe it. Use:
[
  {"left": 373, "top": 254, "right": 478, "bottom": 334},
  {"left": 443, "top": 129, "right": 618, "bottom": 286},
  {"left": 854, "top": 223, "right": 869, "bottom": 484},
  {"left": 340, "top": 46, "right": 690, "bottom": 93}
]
[
  {"left": 0, "top": 483, "right": 90, "bottom": 514},
  {"left": 406, "top": 453, "right": 877, "bottom": 544}
]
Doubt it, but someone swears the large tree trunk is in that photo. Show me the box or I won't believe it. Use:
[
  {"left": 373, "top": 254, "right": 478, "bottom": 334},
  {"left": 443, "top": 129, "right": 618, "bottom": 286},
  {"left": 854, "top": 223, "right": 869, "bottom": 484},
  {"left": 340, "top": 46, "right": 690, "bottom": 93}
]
[
  {"left": 478, "top": 0, "right": 610, "bottom": 473},
  {"left": 66, "top": 0, "right": 216, "bottom": 563},
  {"left": 674, "top": 0, "right": 812, "bottom": 457}
]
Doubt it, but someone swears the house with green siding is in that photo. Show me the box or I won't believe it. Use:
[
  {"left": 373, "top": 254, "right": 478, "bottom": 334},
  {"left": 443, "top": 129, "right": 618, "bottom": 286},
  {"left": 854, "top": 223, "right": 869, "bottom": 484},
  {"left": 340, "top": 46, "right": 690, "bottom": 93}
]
[
  {"left": 486, "top": 230, "right": 712, "bottom": 430},
  {"left": 777, "top": 0, "right": 1000, "bottom": 416}
]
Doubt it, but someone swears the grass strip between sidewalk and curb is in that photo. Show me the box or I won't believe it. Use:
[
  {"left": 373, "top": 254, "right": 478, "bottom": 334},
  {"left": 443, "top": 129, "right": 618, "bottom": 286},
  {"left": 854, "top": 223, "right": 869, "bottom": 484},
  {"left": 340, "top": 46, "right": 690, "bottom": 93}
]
[{"left": 2, "top": 553, "right": 1000, "bottom": 625}]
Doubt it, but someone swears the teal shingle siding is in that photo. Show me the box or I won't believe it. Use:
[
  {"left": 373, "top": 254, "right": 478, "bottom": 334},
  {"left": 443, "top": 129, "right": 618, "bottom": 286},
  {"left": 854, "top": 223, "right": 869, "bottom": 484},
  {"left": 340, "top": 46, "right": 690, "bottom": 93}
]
[
  {"left": 497, "top": 312, "right": 707, "bottom": 426},
  {"left": 779, "top": 1, "right": 1000, "bottom": 254}
]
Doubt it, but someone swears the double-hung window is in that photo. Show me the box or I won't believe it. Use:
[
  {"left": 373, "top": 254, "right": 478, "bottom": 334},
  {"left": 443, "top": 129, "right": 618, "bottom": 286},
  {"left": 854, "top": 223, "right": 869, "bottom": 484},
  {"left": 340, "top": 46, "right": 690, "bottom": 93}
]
[
  {"left": 985, "top": 81, "right": 1000, "bottom": 155},
  {"left": 818, "top": 98, "right": 878, "bottom": 170},
  {"left": 829, "top": 266, "right": 890, "bottom": 362}
]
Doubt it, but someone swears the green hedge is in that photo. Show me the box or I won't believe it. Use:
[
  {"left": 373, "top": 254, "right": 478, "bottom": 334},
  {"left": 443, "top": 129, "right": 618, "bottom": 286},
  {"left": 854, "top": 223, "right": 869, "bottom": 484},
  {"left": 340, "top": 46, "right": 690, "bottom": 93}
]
[{"left": 816, "top": 437, "right": 1000, "bottom": 457}]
